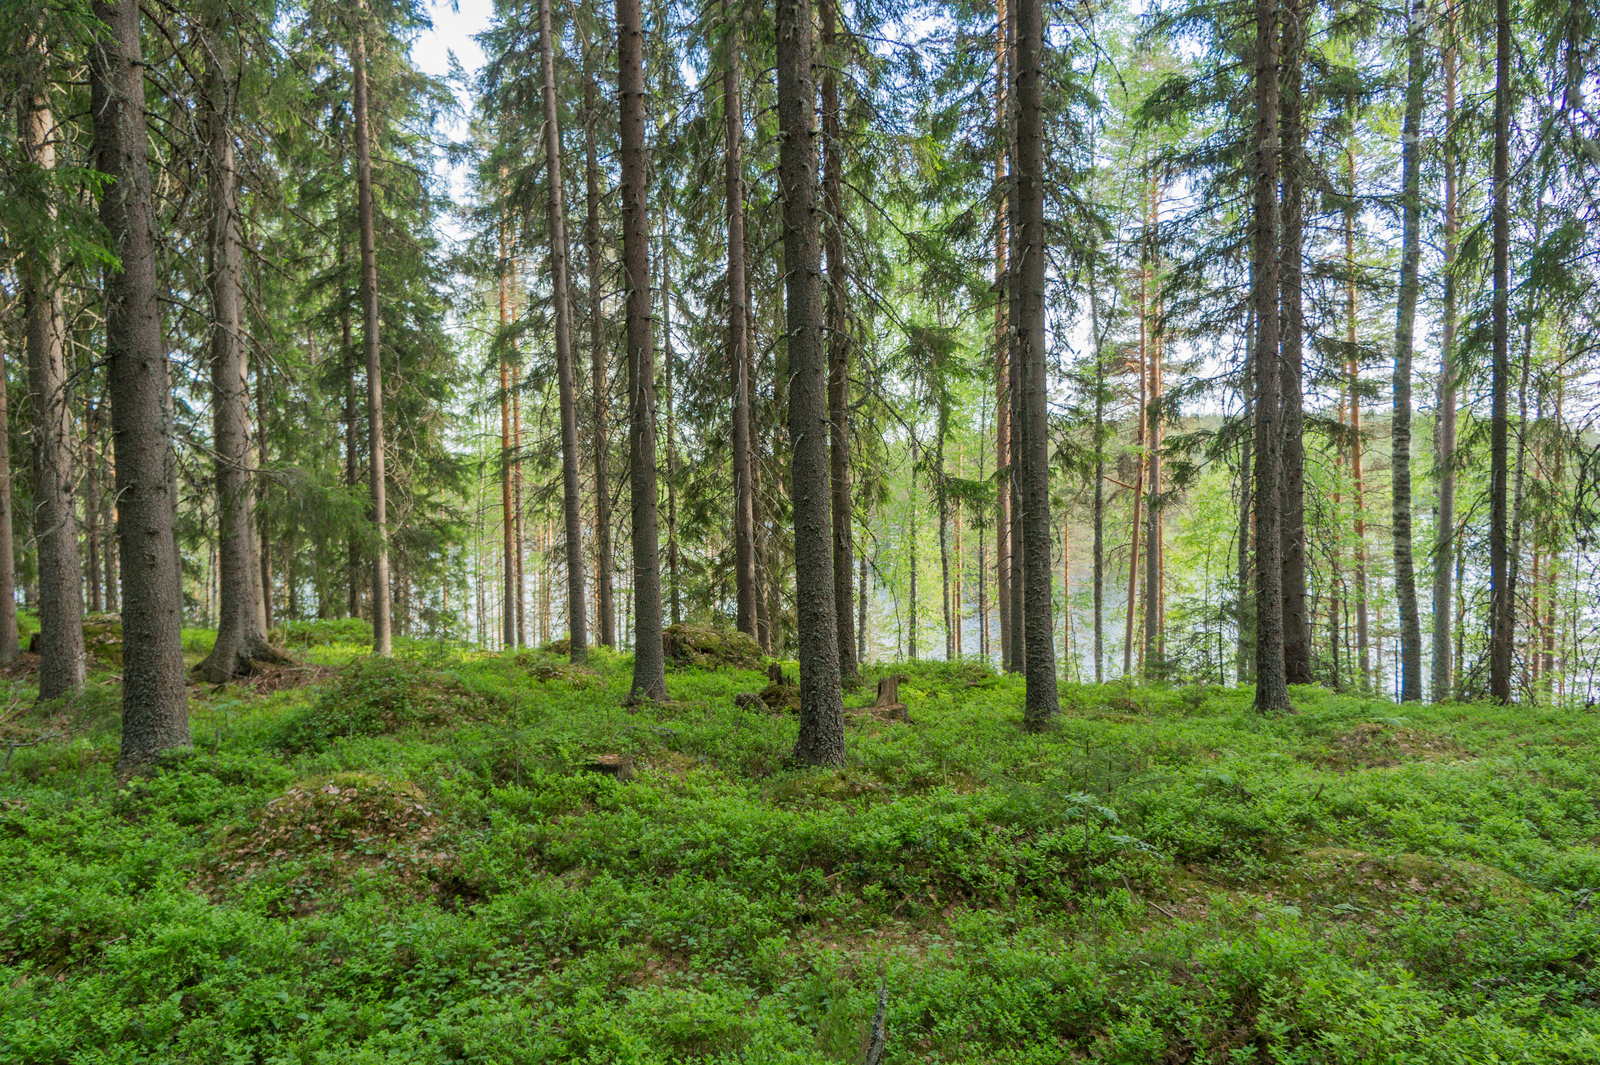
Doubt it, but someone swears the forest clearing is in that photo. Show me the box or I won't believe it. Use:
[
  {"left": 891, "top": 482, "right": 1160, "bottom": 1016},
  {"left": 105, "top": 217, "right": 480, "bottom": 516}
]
[{"left": 2, "top": 0, "right": 1599, "bottom": 1058}]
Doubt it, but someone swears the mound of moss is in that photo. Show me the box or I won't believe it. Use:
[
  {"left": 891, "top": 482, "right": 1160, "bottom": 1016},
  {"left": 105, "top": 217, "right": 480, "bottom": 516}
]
[{"left": 270, "top": 654, "right": 507, "bottom": 752}]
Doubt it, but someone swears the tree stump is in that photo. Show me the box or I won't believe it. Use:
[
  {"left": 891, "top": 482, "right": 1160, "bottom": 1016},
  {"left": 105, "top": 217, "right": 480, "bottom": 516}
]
[
  {"left": 767, "top": 662, "right": 788, "bottom": 687},
  {"left": 871, "top": 674, "right": 911, "bottom": 723},
  {"left": 584, "top": 754, "right": 634, "bottom": 783},
  {"left": 873, "top": 675, "right": 900, "bottom": 709}
]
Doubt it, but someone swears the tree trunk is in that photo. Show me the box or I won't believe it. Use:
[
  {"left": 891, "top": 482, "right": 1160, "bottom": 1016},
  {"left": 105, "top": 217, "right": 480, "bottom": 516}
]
[
  {"left": 618, "top": 0, "right": 667, "bottom": 700},
  {"left": 196, "top": 44, "right": 282, "bottom": 682},
  {"left": 498, "top": 210, "right": 517, "bottom": 650},
  {"left": 1279, "top": 0, "right": 1311, "bottom": 686},
  {"left": 1124, "top": 305, "right": 1145, "bottom": 678},
  {"left": 0, "top": 331, "right": 17, "bottom": 664},
  {"left": 1432, "top": 19, "right": 1458, "bottom": 701},
  {"left": 778, "top": 0, "right": 845, "bottom": 761},
  {"left": 1489, "top": 0, "right": 1512, "bottom": 704},
  {"left": 1142, "top": 178, "right": 1162, "bottom": 673},
  {"left": 1391, "top": 0, "right": 1425, "bottom": 702},
  {"left": 724, "top": 8, "right": 757, "bottom": 640},
  {"left": 583, "top": 46, "right": 615, "bottom": 649},
  {"left": 91, "top": 0, "right": 188, "bottom": 768},
  {"left": 1344, "top": 151, "right": 1369, "bottom": 692},
  {"left": 1236, "top": 304, "right": 1253, "bottom": 684},
  {"left": 84, "top": 402, "right": 103, "bottom": 614},
  {"left": 20, "top": 56, "right": 86, "bottom": 698},
  {"left": 1091, "top": 251, "right": 1105, "bottom": 684},
  {"left": 994, "top": 0, "right": 1012, "bottom": 671},
  {"left": 538, "top": 0, "right": 589, "bottom": 662},
  {"left": 1005, "top": 0, "right": 1025, "bottom": 678},
  {"left": 661, "top": 191, "right": 681, "bottom": 627},
  {"left": 1015, "top": 0, "right": 1056, "bottom": 727},
  {"left": 1251, "top": 0, "right": 1291, "bottom": 712},
  {"left": 351, "top": 14, "right": 392, "bottom": 654},
  {"left": 822, "top": 0, "right": 858, "bottom": 687},
  {"left": 909, "top": 465, "right": 919, "bottom": 660},
  {"left": 342, "top": 297, "right": 359, "bottom": 620}
]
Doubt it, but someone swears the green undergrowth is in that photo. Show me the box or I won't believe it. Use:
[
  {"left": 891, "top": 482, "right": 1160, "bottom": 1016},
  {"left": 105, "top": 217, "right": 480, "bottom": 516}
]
[{"left": 3, "top": 645, "right": 1599, "bottom": 1062}]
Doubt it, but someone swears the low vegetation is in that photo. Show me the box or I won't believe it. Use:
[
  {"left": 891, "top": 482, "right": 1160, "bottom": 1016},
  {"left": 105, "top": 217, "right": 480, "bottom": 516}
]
[{"left": 2, "top": 624, "right": 1598, "bottom": 1062}]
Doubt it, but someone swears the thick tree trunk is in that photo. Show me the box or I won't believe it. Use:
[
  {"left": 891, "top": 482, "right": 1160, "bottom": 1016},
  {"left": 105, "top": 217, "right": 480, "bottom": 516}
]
[
  {"left": 583, "top": 49, "right": 615, "bottom": 648},
  {"left": 91, "top": 0, "right": 189, "bottom": 769},
  {"left": 821, "top": 0, "right": 858, "bottom": 687},
  {"left": 1015, "top": 0, "right": 1056, "bottom": 728},
  {"left": 196, "top": 46, "right": 282, "bottom": 683},
  {"left": 778, "top": 0, "right": 846, "bottom": 763},
  {"left": 1391, "top": 0, "right": 1425, "bottom": 703},
  {"left": 1251, "top": 0, "right": 1292, "bottom": 712},
  {"left": 1432, "top": 24, "right": 1458, "bottom": 702},
  {"left": 723, "top": 9, "right": 757, "bottom": 640},
  {"left": 20, "top": 62, "right": 85, "bottom": 698},
  {"left": 617, "top": 0, "right": 667, "bottom": 701},
  {"left": 0, "top": 332, "right": 16, "bottom": 664},
  {"left": 1279, "top": 0, "right": 1311, "bottom": 686},
  {"left": 1489, "top": 0, "right": 1512, "bottom": 703},
  {"left": 539, "top": 0, "right": 589, "bottom": 662},
  {"left": 351, "top": 17, "right": 392, "bottom": 654}
]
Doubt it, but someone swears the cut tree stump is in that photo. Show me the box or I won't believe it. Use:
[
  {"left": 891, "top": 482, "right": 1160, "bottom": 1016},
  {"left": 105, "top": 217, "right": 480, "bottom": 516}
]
[
  {"left": 767, "top": 662, "right": 788, "bottom": 687},
  {"left": 584, "top": 754, "right": 635, "bottom": 783},
  {"left": 871, "top": 674, "right": 912, "bottom": 723},
  {"left": 873, "top": 675, "right": 901, "bottom": 708}
]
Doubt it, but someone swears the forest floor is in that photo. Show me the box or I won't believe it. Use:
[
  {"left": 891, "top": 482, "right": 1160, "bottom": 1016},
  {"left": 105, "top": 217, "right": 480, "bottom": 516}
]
[{"left": 3, "top": 620, "right": 1599, "bottom": 1063}]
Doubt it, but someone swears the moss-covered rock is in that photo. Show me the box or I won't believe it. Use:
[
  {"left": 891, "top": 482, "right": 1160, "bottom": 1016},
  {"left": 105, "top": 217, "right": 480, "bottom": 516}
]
[{"left": 662, "top": 623, "right": 764, "bottom": 671}]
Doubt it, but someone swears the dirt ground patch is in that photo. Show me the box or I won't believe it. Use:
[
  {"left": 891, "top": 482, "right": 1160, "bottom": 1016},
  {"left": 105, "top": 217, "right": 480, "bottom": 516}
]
[{"left": 1314, "top": 722, "right": 1465, "bottom": 770}]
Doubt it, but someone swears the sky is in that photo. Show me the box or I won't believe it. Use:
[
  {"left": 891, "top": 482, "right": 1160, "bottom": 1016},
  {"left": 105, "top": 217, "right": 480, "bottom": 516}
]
[{"left": 411, "top": 0, "right": 494, "bottom": 221}]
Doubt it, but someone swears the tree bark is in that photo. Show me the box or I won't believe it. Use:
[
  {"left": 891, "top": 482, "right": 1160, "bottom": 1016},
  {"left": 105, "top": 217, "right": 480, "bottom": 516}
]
[
  {"left": 84, "top": 402, "right": 103, "bottom": 614},
  {"left": 351, "top": 13, "right": 392, "bottom": 654},
  {"left": 1251, "top": 0, "right": 1292, "bottom": 712},
  {"left": 1279, "top": 0, "right": 1311, "bottom": 686},
  {"left": 91, "top": 0, "right": 189, "bottom": 768},
  {"left": 618, "top": 0, "right": 667, "bottom": 701},
  {"left": 539, "top": 0, "right": 589, "bottom": 663},
  {"left": 1489, "top": 0, "right": 1512, "bottom": 703},
  {"left": 0, "top": 330, "right": 17, "bottom": 665},
  {"left": 1432, "top": 19, "right": 1458, "bottom": 702},
  {"left": 661, "top": 195, "right": 681, "bottom": 627},
  {"left": 994, "top": 0, "right": 1011, "bottom": 671},
  {"left": 498, "top": 207, "right": 516, "bottom": 650},
  {"left": 582, "top": 42, "right": 615, "bottom": 648},
  {"left": 1391, "top": 0, "right": 1425, "bottom": 703},
  {"left": 778, "top": 0, "right": 846, "bottom": 763},
  {"left": 196, "top": 42, "right": 282, "bottom": 682},
  {"left": 821, "top": 0, "right": 858, "bottom": 687},
  {"left": 1090, "top": 257, "right": 1105, "bottom": 684},
  {"left": 1005, "top": 0, "right": 1024, "bottom": 677},
  {"left": 723, "top": 8, "right": 757, "bottom": 640},
  {"left": 1344, "top": 148, "right": 1369, "bottom": 692},
  {"left": 20, "top": 54, "right": 86, "bottom": 698},
  {"left": 1015, "top": 0, "right": 1056, "bottom": 727}
]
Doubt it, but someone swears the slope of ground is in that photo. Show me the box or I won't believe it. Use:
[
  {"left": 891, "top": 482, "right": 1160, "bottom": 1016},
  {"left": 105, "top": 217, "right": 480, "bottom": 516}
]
[{"left": 2, "top": 625, "right": 1598, "bottom": 1062}]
